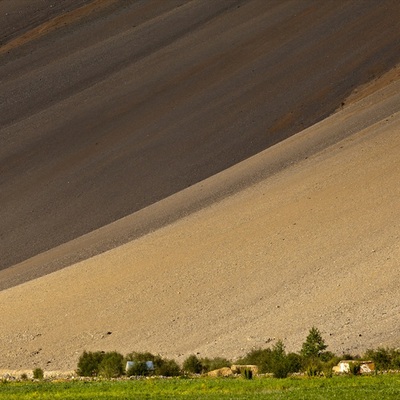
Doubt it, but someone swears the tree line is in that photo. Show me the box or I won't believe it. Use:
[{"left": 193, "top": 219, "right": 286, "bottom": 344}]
[{"left": 75, "top": 327, "right": 400, "bottom": 379}]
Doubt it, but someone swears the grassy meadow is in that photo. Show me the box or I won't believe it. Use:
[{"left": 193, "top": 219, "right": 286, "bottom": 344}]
[{"left": 1, "top": 374, "right": 399, "bottom": 400}]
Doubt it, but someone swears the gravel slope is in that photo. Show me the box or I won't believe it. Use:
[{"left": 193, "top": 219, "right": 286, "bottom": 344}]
[
  {"left": 0, "top": 74, "right": 399, "bottom": 370},
  {"left": 1, "top": 0, "right": 399, "bottom": 272}
]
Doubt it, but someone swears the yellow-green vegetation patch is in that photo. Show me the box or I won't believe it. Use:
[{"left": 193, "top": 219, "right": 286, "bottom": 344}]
[{"left": 1, "top": 375, "right": 400, "bottom": 400}]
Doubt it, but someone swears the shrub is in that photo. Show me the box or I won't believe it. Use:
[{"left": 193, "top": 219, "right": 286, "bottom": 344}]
[
  {"left": 125, "top": 352, "right": 157, "bottom": 377},
  {"left": 126, "top": 352, "right": 163, "bottom": 368},
  {"left": 319, "top": 351, "right": 336, "bottom": 362},
  {"left": 20, "top": 373, "right": 28, "bottom": 381},
  {"left": 305, "top": 361, "right": 322, "bottom": 377},
  {"left": 286, "top": 352, "right": 303, "bottom": 373},
  {"left": 125, "top": 351, "right": 180, "bottom": 377},
  {"left": 77, "top": 351, "right": 105, "bottom": 377},
  {"left": 238, "top": 342, "right": 302, "bottom": 377},
  {"left": 237, "top": 348, "right": 273, "bottom": 374},
  {"left": 126, "top": 361, "right": 149, "bottom": 377},
  {"left": 157, "top": 359, "right": 181, "bottom": 377},
  {"left": 340, "top": 353, "right": 354, "bottom": 361},
  {"left": 391, "top": 350, "right": 400, "bottom": 369},
  {"left": 364, "top": 347, "right": 392, "bottom": 371},
  {"left": 183, "top": 355, "right": 202, "bottom": 374},
  {"left": 322, "top": 363, "right": 333, "bottom": 378},
  {"left": 99, "top": 351, "right": 124, "bottom": 378},
  {"left": 321, "top": 358, "right": 339, "bottom": 378},
  {"left": 33, "top": 368, "right": 44, "bottom": 380},
  {"left": 271, "top": 363, "right": 290, "bottom": 379}
]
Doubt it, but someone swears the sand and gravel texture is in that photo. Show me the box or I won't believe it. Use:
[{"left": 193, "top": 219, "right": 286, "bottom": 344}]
[
  {"left": 0, "top": 1, "right": 399, "bottom": 372},
  {"left": 1, "top": 74, "right": 399, "bottom": 370}
]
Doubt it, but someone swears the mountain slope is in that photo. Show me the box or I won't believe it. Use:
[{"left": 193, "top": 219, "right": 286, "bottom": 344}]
[
  {"left": 1, "top": 0, "right": 399, "bottom": 273},
  {"left": 0, "top": 73, "right": 399, "bottom": 370}
]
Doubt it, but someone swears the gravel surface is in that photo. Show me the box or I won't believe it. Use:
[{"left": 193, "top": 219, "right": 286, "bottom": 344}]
[
  {"left": 1, "top": 0, "right": 399, "bottom": 271},
  {"left": 1, "top": 75, "right": 399, "bottom": 370}
]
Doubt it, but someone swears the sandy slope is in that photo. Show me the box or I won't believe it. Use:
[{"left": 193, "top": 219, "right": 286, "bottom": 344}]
[
  {"left": 0, "top": 74, "right": 399, "bottom": 370},
  {"left": 1, "top": 0, "right": 399, "bottom": 272}
]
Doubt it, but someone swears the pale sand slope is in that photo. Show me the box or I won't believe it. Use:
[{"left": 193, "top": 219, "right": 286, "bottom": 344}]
[{"left": 1, "top": 79, "right": 399, "bottom": 371}]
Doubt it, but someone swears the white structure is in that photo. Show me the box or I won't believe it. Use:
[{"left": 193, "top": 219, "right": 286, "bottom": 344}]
[
  {"left": 333, "top": 360, "right": 375, "bottom": 374},
  {"left": 125, "top": 361, "right": 154, "bottom": 372}
]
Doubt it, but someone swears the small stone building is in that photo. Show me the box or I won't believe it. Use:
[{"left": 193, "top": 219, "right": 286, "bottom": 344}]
[{"left": 333, "top": 360, "right": 375, "bottom": 374}]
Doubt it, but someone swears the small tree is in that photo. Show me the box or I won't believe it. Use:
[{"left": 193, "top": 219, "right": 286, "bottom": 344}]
[
  {"left": 301, "top": 327, "right": 328, "bottom": 360},
  {"left": 270, "top": 340, "right": 291, "bottom": 378}
]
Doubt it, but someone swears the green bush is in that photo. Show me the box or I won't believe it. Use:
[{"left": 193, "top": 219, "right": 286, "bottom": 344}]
[
  {"left": 33, "top": 368, "right": 44, "bottom": 380},
  {"left": 321, "top": 363, "right": 333, "bottom": 378},
  {"left": 319, "top": 351, "right": 336, "bottom": 362},
  {"left": 391, "top": 351, "right": 400, "bottom": 369},
  {"left": 236, "top": 348, "right": 273, "bottom": 374},
  {"left": 77, "top": 351, "right": 105, "bottom": 377},
  {"left": 99, "top": 351, "right": 124, "bottom": 378},
  {"left": 126, "top": 351, "right": 159, "bottom": 363},
  {"left": 321, "top": 358, "right": 340, "bottom": 378},
  {"left": 157, "top": 358, "right": 181, "bottom": 377},
  {"left": 20, "top": 373, "right": 28, "bottom": 381},
  {"left": 286, "top": 352, "right": 303, "bottom": 373},
  {"left": 364, "top": 347, "right": 393, "bottom": 371},
  {"left": 125, "top": 351, "right": 180, "bottom": 377},
  {"left": 126, "top": 361, "right": 149, "bottom": 377},
  {"left": 183, "top": 355, "right": 202, "bottom": 374},
  {"left": 341, "top": 353, "right": 354, "bottom": 360},
  {"left": 305, "top": 362, "right": 322, "bottom": 377},
  {"left": 238, "top": 341, "right": 302, "bottom": 377}
]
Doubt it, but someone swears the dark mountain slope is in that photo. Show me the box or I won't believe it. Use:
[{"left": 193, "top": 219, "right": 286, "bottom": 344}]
[{"left": 1, "top": 0, "right": 399, "bottom": 272}]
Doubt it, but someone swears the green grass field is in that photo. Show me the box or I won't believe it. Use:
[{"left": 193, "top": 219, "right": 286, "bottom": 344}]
[{"left": 1, "top": 375, "right": 399, "bottom": 399}]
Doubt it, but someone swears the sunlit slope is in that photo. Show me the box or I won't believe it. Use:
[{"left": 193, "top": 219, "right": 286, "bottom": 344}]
[
  {"left": 1, "top": 76, "right": 399, "bottom": 370},
  {"left": 1, "top": 0, "right": 399, "bottom": 272}
]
